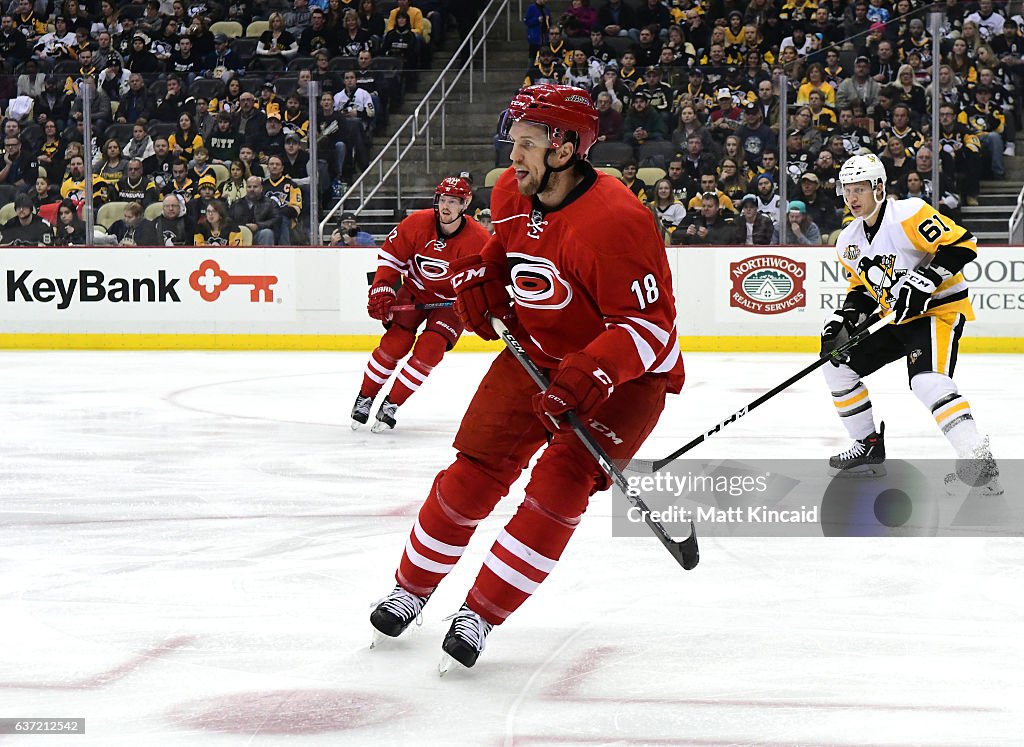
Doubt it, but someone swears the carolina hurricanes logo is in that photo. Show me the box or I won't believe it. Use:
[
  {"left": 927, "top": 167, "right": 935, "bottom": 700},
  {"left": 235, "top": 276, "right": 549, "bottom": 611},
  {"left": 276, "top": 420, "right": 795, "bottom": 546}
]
[
  {"left": 508, "top": 253, "right": 573, "bottom": 309},
  {"left": 413, "top": 254, "right": 450, "bottom": 280}
]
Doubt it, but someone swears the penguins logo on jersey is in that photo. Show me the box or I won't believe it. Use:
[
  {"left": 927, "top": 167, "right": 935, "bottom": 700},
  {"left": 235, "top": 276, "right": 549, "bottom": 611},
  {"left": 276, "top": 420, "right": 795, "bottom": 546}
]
[
  {"left": 413, "top": 254, "right": 450, "bottom": 280},
  {"left": 858, "top": 253, "right": 904, "bottom": 307},
  {"left": 843, "top": 244, "right": 860, "bottom": 261},
  {"left": 507, "top": 253, "right": 572, "bottom": 309}
]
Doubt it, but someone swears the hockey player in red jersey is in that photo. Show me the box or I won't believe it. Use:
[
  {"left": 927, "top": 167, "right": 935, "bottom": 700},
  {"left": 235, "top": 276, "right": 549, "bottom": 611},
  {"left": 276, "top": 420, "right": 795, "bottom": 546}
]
[
  {"left": 351, "top": 177, "right": 491, "bottom": 432},
  {"left": 370, "top": 84, "right": 685, "bottom": 670}
]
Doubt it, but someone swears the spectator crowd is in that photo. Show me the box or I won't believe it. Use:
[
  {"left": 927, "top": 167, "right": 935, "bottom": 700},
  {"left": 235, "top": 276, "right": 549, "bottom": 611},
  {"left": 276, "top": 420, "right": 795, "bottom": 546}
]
[
  {"left": 0, "top": 0, "right": 472, "bottom": 246},
  {"left": 515, "top": 0, "right": 1020, "bottom": 245}
]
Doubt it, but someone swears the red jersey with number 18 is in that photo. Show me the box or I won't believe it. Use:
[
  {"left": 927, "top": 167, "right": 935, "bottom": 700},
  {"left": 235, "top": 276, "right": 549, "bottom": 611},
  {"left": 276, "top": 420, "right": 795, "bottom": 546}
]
[
  {"left": 374, "top": 209, "right": 492, "bottom": 302},
  {"left": 483, "top": 165, "right": 684, "bottom": 393}
]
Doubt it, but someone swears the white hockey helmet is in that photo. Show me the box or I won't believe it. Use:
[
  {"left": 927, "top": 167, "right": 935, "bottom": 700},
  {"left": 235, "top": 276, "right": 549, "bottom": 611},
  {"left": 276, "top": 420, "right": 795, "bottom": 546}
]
[
  {"left": 837, "top": 153, "right": 887, "bottom": 221},
  {"left": 836, "top": 153, "right": 887, "bottom": 196}
]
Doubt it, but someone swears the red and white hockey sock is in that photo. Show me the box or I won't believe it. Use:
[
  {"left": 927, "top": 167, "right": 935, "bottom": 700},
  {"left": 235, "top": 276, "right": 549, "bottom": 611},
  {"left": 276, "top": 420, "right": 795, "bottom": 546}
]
[
  {"left": 467, "top": 497, "right": 579, "bottom": 626},
  {"left": 397, "top": 507, "right": 472, "bottom": 598},
  {"left": 387, "top": 332, "right": 447, "bottom": 406},
  {"left": 388, "top": 357, "right": 435, "bottom": 406},
  {"left": 360, "top": 327, "right": 415, "bottom": 398},
  {"left": 396, "top": 455, "right": 512, "bottom": 597},
  {"left": 361, "top": 348, "right": 398, "bottom": 398}
]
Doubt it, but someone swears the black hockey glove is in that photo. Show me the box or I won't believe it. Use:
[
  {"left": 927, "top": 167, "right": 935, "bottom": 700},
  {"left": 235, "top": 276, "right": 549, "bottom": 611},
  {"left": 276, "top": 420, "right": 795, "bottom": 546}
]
[
  {"left": 892, "top": 267, "right": 947, "bottom": 324},
  {"left": 821, "top": 288, "right": 877, "bottom": 365}
]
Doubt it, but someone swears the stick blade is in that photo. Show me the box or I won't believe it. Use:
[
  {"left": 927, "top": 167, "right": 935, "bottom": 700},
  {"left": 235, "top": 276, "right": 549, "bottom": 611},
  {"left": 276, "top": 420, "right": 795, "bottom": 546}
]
[{"left": 661, "top": 521, "right": 699, "bottom": 570}]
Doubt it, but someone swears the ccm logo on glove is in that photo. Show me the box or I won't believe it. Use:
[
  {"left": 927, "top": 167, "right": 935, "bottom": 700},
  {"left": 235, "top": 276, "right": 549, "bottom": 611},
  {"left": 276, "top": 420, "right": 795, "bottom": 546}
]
[
  {"left": 451, "top": 265, "right": 488, "bottom": 288},
  {"left": 533, "top": 352, "right": 615, "bottom": 433},
  {"left": 591, "top": 367, "right": 614, "bottom": 389},
  {"left": 448, "top": 254, "right": 513, "bottom": 341},
  {"left": 892, "top": 267, "right": 947, "bottom": 324}
]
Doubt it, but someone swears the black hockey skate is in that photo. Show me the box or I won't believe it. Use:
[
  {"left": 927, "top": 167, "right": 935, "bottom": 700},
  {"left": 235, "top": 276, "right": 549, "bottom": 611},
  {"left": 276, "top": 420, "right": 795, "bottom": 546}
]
[
  {"left": 369, "top": 584, "right": 430, "bottom": 647},
  {"left": 371, "top": 396, "right": 399, "bottom": 433},
  {"left": 351, "top": 393, "right": 373, "bottom": 429},
  {"left": 439, "top": 604, "right": 493, "bottom": 674},
  {"left": 829, "top": 422, "right": 886, "bottom": 476}
]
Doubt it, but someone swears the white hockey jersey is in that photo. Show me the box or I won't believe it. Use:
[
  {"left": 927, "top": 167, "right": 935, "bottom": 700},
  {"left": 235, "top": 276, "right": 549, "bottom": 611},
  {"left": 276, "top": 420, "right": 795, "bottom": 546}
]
[{"left": 833, "top": 197, "right": 976, "bottom": 322}]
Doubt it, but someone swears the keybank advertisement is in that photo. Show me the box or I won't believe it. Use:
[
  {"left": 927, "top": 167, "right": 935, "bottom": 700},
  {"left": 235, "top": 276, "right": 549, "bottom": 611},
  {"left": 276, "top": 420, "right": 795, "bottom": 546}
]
[
  {"left": 0, "top": 250, "right": 296, "bottom": 321},
  {"left": 711, "top": 247, "right": 1024, "bottom": 330}
]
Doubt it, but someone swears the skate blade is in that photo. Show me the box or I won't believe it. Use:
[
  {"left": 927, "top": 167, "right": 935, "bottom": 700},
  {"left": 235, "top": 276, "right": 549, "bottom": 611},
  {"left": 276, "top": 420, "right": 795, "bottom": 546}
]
[
  {"left": 828, "top": 463, "right": 886, "bottom": 478},
  {"left": 438, "top": 652, "right": 456, "bottom": 676},
  {"left": 351, "top": 420, "right": 365, "bottom": 431},
  {"left": 370, "top": 629, "right": 388, "bottom": 649},
  {"left": 370, "top": 421, "right": 393, "bottom": 434}
]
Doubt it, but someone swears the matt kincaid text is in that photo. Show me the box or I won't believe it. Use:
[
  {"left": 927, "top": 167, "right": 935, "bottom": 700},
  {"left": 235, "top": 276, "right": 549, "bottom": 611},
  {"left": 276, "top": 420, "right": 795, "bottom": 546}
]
[{"left": 625, "top": 505, "right": 821, "bottom": 524}]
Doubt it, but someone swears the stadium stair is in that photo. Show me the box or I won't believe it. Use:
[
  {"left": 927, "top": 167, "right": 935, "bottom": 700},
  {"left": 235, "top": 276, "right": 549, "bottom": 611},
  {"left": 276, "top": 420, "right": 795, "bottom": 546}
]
[
  {"left": 328, "top": 18, "right": 529, "bottom": 240},
  {"left": 962, "top": 142, "right": 1024, "bottom": 243}
]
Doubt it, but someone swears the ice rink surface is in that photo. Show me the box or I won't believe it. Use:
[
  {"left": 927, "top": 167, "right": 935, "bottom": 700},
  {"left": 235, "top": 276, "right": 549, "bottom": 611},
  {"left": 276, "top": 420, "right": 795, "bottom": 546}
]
[{"left": 1, "top": 348, "right": 1022, "bottom": 747}]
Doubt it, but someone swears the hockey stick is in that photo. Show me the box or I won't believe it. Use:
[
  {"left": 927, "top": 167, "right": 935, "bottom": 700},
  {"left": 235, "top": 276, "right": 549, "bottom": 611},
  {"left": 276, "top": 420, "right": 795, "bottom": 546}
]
[
  {"left": 390, "top": 301, "right": 455, "bottom": 312},
  {"left": 490, "top": 317, "right": 699, "bottom": 571},
  {"left": 629, "top": 312, "right": 894, "bottom": 474}
]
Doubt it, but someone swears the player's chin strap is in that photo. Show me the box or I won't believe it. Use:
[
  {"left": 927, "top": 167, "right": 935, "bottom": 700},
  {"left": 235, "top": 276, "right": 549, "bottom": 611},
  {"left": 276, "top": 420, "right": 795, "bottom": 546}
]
[
  {"left": 435, "top": 214, "right": 465, "bottom": 237},
  {"left": 861, "top": 180, "right": 886, "bottom": 224},
  {"left": 537, "top": 139, "right": 579, "bottom": 194}
]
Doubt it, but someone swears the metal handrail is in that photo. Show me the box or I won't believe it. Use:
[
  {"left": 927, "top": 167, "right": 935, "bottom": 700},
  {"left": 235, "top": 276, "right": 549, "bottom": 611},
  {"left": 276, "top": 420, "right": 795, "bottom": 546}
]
[
  {"left": 319, "top": 0, "right": 513, "bottom": 242},
  {"left": 1009, "top": 183, "right": 1024, "bottom": 243}
]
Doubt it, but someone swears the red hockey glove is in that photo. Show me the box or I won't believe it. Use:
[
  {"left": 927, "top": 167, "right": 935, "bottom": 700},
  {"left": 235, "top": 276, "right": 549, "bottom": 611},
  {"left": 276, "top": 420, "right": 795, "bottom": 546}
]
[
  {"left": 367, "top": 281, "right": 398, "bottom": 321},
  {"left": 450, "top": 254, "right": 513, "bottom": 341},
  {"left": 533, "top": 352, "right": 615, "bottom": 433}
]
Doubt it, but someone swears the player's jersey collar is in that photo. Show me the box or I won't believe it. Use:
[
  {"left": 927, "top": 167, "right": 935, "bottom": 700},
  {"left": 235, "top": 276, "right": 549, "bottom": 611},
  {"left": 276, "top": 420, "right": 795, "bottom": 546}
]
[
  {"left": 863, "top": 199, "right": 888, "bottom": 243},
  {"left": 436, "top": 214, "right": 466, "bottom": 239},
  {"left": 530, "top": 162, "right": 597, "bottom": 217}
]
